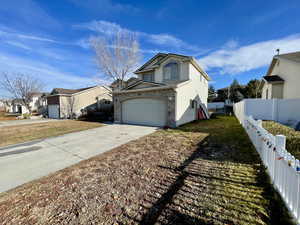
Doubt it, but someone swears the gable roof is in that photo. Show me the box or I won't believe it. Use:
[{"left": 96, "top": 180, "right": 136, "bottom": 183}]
[
  {"left": 134, "top": 53, "right": 168, "bottom": 73},
  {"left": 278, "top": 51, "right": 300, "bottom": 62},
  {"left": 134, "top": 52, "right": 211, "bottom": 81},
  {"left": 28, "top": 92, "right": 45, "bottom": 97},
  {"left": 125, "top": 80, "right": 166, "bottom": 90},
  {"left": 50, "top": 86, "right": 96, "bottom": 95},
  {"left": 266, "top": 51, "right": 300, "bottom": 76}
]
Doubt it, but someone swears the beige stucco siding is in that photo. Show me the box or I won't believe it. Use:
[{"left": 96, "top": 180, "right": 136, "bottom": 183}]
[
  {"left": 29, "top": 96, "right": 40, "bottom": 111},
  {"left": 271, "top": 83, "right": 283, "bottom": 98},
  {"left": 262, "top": 83, "right": 272, "bottom": 99},
  {"left": 59, "top": 96, "right": 70, "bottom": 118},
  {"left": 270, "top": 58, "right": 300, "bottom": 99},
  {"left": 59, "top": 86, "right": 111, "bottom": 118},
  {"left": 137, "top": 57, "right": 190, "bottom": 83},
  {"left": 175, "top": 64, "right": 208, "bottom": 126},
  {"left": 155, "top": 59, "right": 189, "bottom": 83}
]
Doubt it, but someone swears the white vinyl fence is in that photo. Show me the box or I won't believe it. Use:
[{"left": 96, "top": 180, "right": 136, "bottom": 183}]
[
  {"left": 208, "top": 102, "right": 225, "bottom": 110},
  {"left": 234, "top": 99, "right": 300, "bottom": 126},
  {"left": 244, "top": 115, "right": 300, "bottom": 224}
]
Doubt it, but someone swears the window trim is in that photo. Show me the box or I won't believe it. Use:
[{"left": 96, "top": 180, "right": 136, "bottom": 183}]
[
  {"left": 142, "top": 73, "right": 154, "bottom": 82},
  {"left": 163, "top": 61, "right": 179, "bottom": 81}
]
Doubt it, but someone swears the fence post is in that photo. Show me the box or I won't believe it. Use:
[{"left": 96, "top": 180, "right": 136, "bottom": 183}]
[
  {"left": 272, "top": 99, "right": 278, "bottom": 122},
  {"left": 276, "top": 135, "right": 286, "bottom": 150},
  {"left": 275, "top": 135, "right": 286, "bottom": 193},
  {"left": 257, "top": 120, "right": 262, "bottom": 127}
]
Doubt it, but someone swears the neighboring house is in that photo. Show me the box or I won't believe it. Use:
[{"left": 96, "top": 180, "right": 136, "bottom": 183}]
[
  {"left": 8, "top": 92, "right": 48, "bottom": 114},
  {"left": 261, "top": 51, "right": 300, "bottom": 99},
  {"left": 113, "top": 53, "right": 211, "bottom": 127},
  {"left": 11, "top": 99, "right": 29, "bottom": 114},
  {"left": 3, "top": 100, "right": 13, "bottom": 113},
  {"left": 0, "top": 100, "right": 5, "bottom": 111},
  {"left": 47, "top": 86, "right": 112, "bottom": 119},
  {"left": 28, "top": 92, "right": 48, "bottom": 114}
]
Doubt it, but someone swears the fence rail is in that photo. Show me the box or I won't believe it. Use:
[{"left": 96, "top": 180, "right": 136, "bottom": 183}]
[
  {"left": 233, "top": 98, "right": 300, "bottom": 125},
  {"left": 244, "top": 115, "right": 300, "bottom": 224}
]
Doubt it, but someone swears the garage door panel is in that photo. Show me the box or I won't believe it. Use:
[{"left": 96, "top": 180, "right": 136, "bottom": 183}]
[
  {"left": 122, "top": 98, "right": 166, "bottom": 127},
  {"left": 48, "top": 105, "right": 59, "bottom": 119}
]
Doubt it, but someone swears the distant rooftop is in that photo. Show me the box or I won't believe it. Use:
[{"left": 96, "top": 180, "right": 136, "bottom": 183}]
[{"left": 51, "top": 86, "right": 95, "bottom": 95}]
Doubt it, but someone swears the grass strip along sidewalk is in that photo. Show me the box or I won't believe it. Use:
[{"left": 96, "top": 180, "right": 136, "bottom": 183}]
[
  {"left": 0, "top": 120, "right": 103, "bottom": 147},
  {"left": 0, "top": 116, "right": 294, "bottom": 224}
]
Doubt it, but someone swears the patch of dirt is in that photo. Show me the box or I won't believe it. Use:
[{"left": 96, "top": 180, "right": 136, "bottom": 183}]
[{"left": 0, "top": 117, "right": 294, "bottom": 225}]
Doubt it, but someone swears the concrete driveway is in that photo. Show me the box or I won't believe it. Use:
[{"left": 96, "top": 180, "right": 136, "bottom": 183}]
[{"left": 0, "top": 124, "right": 157, "bottom": 193}]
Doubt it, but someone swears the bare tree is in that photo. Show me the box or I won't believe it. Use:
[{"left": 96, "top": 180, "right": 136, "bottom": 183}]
[
  {"left": 0, "top": 72, "right": 43, "bottom": 114},
  {"left": 67, "top": 96, "right": 77, "bottom": 119},
  {"left": 90, "top": 30, "right": 141, "bottom": 87},
  {"left": 3, "top": 99, "right": 12, "bottom": 112}
]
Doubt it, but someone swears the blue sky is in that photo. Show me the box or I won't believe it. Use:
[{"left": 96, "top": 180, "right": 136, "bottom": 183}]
[{"left": 1, "top": 0, "right": 300, "bottom": 97}]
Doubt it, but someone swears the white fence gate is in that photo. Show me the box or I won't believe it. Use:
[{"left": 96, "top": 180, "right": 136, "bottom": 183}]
[{"left": 244, "top": 115, "right": 300, "bottom": 224}]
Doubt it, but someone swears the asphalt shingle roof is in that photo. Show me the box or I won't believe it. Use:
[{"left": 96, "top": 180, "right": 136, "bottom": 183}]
[
  {"left": 51, "top": 86, "right": 95, "bottom": 95},
  {"left": 263, "top": 75, "right": 284, "bottom": 82}
]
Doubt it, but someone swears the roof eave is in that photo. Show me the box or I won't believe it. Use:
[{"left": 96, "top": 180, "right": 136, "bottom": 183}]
[
  {"left": 265, "top": 57, "right": 279, "bottom": 76},
  {"left": 134, "top": 67, "right": 157, "bottom": 74},
  {"left": 190, "top": 59, "right": 211, "bottom": 81}
]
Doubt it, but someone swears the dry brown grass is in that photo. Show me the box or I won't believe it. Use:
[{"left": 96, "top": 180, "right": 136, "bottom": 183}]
[
  {"left": 0, "top": 111, "right": 18, "bottom": 121},
  {"left": 0, "top": 120, "right": 103, "bottom": 147},
  {"left": 263, "top": 121, "right": 300, "bottom": 160},
  {"left": 0, "top": 116, "right": 294, "bottom": 225}
]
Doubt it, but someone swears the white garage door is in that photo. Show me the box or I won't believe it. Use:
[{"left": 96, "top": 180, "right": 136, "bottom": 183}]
[
  {"left": 48, "top": 105, "right": 59, "bottom": 119},
  {"left": 122, "top": 98, "right": 167, "bottom": 127}
]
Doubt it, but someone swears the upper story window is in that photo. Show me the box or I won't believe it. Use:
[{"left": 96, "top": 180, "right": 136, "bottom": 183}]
[
  {"left": 142, "top": 72, "right": 154, "bottom": 82},
  {"left": 163, "top": 62, "right": 179, "bottom": 81}
]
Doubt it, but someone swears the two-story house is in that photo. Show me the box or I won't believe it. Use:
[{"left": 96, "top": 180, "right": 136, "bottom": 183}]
[
  {"left": 261, "top": 51, "right": 300, "bottom": 99},
  {"left": 113, "top": 53, "right": 211, "bottom": 127}
]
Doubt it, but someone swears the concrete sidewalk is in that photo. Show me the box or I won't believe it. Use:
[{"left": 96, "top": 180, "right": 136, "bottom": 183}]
[{"left": 0, "top": 124, "right": 157, "bottom": 192}]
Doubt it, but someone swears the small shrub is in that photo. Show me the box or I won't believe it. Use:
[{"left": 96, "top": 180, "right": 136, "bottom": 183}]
[
  {"left": 263, "top": 121, "right": 300, "bottom": 160},
  {"left": 22, "top": 113, "right": 31, "bottom": 119}
]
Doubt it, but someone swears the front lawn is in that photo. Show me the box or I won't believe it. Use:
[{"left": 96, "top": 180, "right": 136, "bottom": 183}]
[
  {"left": 0, "top": 120, "right": 104, "bottom": 147},
  {"left": 0, "top": 111, "right": 18, "bottom": 121},
  {"left": 0, "top": 116, "right": 294, "bottom": 224}
]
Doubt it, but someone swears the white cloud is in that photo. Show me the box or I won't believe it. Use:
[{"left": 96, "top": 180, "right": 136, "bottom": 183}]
[
  {"left": 75, "top": 20, "right": 125, "bottom": 36},
  {"left": 74, "top": 20, "right": 203, "bottom": 52},
  {"left": 198, "top": 34, "right": 300, "bottom": 74},
  {"left": 0, "top": 28, "right": 78, "bottom": 61},
  {"left": 0, "top": 52, "right": 95, "bottom": 94},
  {"left": 75, "top": 36, "right": 165, "bottom": 55},
  {"left": 16, "top": 34, "right": 58, "bottom": 43},
  {"left": 0, "top": 29, "right": 60, "bottom": 45},
  {"left": 0, "top": 0, "right": 60, "bottom": 29},
  {"left": 5, "top": 41, "right": 31, "bottom": 50}
]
